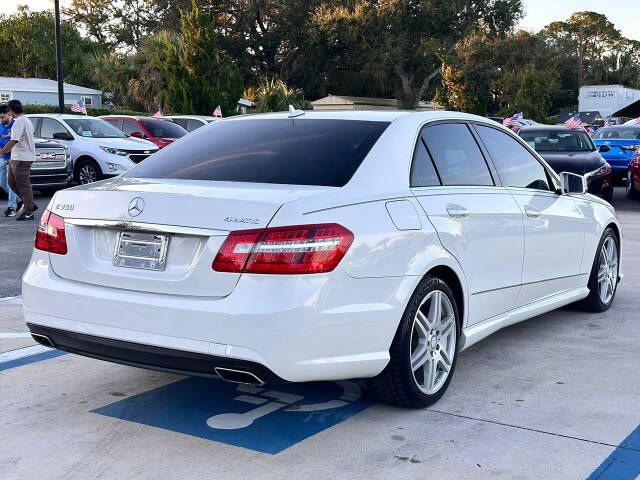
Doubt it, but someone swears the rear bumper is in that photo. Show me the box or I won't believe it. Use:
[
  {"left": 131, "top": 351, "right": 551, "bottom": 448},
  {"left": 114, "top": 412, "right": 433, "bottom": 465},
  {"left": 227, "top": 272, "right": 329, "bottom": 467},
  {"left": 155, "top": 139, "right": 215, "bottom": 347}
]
[
  {"left": 23, "top": 250, "right": 414, "bottom": 382},
  {"left": 27, "top": 323, "right": 286, "bottom": 384}
]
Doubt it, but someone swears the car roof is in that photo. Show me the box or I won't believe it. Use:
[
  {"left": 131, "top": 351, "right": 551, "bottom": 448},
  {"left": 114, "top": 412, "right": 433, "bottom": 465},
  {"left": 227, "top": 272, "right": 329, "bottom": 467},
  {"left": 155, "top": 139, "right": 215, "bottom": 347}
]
[
  {"left": 218, "top": 110, "right": 496, "bottom": 124},
  {"left": 519, "top": 125, "right": 583, "bottom": 132},
  {"left": 99, "top": 115, "right": 166, "bottom": 120},
  {"left": 165, "top": 115, "right": 216, "bottom": 120},
  {"left": 27, "top": 113, "right": 102, "bottom": 120}
]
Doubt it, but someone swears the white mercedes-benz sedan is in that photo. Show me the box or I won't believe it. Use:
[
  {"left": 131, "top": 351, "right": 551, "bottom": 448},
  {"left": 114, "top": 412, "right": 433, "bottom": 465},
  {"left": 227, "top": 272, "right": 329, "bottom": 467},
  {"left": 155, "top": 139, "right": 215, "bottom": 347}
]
[{"left": 23, "top": 111, "right": 622, "bottom": 407}]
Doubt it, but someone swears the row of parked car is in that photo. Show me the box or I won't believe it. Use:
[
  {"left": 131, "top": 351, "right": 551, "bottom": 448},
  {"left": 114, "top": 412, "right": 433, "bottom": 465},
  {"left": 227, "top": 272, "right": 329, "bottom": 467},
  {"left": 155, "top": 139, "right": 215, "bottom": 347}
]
[
  {"left": 22, "top": 114, "right": 215, "bottom": 190},
  {"left": 510, "top": 123, "right": 640, "bottom": 202}
]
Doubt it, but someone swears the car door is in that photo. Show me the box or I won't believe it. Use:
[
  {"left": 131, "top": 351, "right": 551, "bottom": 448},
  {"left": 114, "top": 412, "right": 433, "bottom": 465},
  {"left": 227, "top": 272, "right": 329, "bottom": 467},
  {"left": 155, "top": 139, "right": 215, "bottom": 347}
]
[
  {"left": 474, "top": 123, "right": 586, "bottom": 306},
  {"left": 411, "top": 122, "right": 525, "bottom": 325}
]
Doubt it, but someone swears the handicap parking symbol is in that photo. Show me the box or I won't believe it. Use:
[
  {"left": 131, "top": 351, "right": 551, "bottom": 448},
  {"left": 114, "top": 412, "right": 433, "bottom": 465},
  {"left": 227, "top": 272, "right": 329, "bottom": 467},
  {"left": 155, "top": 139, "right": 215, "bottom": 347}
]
[{"left": 93, "top": 377, "right": 374, "bottom": 454}]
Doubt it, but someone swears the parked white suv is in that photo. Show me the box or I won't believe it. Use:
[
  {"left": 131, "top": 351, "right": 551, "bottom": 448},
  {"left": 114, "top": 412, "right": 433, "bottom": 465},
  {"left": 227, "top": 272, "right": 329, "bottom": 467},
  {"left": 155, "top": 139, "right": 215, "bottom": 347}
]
[
  {"left": 28, "top": 114, "right": 159, "bottom": 184},
  {"left": 23, "top": 111, "right": 622, "bottom": 408}
]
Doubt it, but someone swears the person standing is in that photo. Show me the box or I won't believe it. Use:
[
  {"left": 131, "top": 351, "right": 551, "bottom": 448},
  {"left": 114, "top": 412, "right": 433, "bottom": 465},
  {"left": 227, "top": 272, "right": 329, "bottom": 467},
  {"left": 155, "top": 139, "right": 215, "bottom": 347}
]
[
  {"left": 0, "top": 105, "right": 18, "bottom": 216},
  {"left": 0, "top": 100, "right": 37, "bottom": 221}
]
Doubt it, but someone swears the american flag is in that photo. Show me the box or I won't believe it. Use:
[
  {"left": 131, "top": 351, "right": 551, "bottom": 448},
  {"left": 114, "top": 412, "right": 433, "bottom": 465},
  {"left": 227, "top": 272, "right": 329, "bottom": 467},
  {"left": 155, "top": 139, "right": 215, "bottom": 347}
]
[
  {"left": 213, "top": 105, "right": 222, "bottom": 118},
  {"left": 503, "top": 112, "right": 522, "bottom": 128},
  {"left": 564, "top": 112, "right": 586, "bottom": 129},
  {"left": 153, "top": 106, "right": 163, "bottom": 118},
  {"left": 71, "top": 100, "right": 87, "bottom": 115},
  {"left": 604, "top": 116, "right": 611, "bottom": 127}
]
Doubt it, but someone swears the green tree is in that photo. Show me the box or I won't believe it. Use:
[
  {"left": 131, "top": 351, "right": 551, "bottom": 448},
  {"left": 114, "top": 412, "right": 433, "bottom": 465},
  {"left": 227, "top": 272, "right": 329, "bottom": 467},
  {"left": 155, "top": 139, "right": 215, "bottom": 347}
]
[
  {"left": 254, "top": 77, "right": 308, "bottom": 112},
  {"left": 312, "top": 0, "right": 523, "bottom": 108},
  {"left": 162, "top": 0, "right": 242, "bottom": 115},
  {"left": 0, "top": 6, "right": 103, "bottom": 88},
  {"left": 544, "top": 11, "right": 621, "bottom": 87}
]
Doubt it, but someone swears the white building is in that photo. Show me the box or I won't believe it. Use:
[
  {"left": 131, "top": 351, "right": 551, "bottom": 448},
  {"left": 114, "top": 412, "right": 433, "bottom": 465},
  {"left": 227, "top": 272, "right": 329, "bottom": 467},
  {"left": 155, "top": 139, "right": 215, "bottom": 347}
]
[{"left": 0, "top": 77, "right": 103, "bottom": 108}]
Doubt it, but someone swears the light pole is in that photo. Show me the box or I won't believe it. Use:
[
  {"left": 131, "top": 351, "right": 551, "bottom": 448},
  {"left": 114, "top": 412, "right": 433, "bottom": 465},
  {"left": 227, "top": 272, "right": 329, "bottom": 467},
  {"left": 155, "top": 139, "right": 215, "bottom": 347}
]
[{"left": 54, "top": 0, "right": 64, "bottom": 114}]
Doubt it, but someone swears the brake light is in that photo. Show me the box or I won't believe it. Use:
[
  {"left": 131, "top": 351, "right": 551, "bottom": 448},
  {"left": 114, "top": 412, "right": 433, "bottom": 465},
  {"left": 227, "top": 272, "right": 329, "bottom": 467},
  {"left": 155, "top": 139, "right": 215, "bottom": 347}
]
[
  {"left": 35, "top": 210, "right": 67, "bottom": 255},
  {"left": 212, "top": 224, "right": 353, "bottom": 274}
]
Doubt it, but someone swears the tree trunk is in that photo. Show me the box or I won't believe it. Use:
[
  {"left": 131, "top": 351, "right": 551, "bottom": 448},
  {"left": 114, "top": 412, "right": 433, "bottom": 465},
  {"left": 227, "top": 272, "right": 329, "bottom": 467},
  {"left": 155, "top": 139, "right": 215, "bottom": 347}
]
[{"left": 577, "top": 25, "right": 584, "bottom": 87}]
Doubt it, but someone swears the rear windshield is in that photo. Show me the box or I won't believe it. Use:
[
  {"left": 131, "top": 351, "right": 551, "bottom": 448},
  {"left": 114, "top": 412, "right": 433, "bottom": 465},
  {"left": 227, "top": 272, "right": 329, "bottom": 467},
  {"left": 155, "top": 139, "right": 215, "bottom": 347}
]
[
  {"left": 138, "top": 119, "right": 187, "bottom": 139},
  {"left": 126, "top": 119, "right": 390, "bottom": 186},
  {"left": 592, "top": 127, "right": 640, "bottom": 140}
]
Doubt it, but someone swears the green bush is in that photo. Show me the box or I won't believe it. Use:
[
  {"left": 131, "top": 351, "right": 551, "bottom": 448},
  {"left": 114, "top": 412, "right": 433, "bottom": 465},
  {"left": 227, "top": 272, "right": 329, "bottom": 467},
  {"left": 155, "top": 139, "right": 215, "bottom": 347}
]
[{"left": 22, "top": 104, "right": 149, "bottom": 116}]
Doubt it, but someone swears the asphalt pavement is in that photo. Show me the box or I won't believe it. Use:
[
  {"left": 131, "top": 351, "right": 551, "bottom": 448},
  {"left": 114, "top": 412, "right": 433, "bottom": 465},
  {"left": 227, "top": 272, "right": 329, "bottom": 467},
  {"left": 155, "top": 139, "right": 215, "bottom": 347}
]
[{"left": 0, "top": 191, "right": 52, "bottom": 297}]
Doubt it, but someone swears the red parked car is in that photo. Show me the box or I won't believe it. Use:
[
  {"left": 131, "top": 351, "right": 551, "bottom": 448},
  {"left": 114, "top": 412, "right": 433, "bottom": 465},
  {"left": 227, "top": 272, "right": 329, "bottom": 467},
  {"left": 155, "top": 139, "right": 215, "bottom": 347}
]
[
  {"left": 627, "top": 149, "right": 640, "bottom": 199},
  {"left": 100, "top": 116, "right": 188, "bottom": 149}
]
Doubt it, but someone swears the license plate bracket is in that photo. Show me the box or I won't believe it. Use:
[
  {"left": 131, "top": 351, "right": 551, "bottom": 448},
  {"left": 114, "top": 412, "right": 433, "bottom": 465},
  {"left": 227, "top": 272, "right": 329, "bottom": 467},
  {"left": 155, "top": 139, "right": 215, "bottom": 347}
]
[{"left": 113, "top": 231, "right": 169, "bottom": 271}]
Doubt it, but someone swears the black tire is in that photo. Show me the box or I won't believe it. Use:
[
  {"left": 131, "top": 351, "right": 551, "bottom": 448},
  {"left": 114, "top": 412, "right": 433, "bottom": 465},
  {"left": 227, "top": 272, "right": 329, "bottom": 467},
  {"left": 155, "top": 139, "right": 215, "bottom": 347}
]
[
  {"left": 626, "top": 171, "right": 639, "bottom": 199},
  {"left": 74, "top": 158, "right": 103, "bottom": 185},
  {"left": 366, "top": 275, "right": 460, "bottom": 408},
  {"left": 575, "top": 228, "right": 619, "bottom": 312},
  {"left": 602, "top": 185, "right": 613, "bottom": 203}
]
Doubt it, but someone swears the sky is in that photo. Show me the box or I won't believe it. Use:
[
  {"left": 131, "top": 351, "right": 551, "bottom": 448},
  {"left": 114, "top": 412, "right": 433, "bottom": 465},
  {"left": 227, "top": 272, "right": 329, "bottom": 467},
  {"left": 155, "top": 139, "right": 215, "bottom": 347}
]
[{"left": 5, "top": 0, "right": 640, "bottom": 42}]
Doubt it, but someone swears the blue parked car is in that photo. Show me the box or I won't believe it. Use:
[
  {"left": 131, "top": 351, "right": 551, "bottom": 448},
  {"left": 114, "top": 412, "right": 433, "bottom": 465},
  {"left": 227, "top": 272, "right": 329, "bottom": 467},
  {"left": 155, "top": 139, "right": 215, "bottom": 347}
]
[{"left": 592, "top": 126, "right": 640, "bottom": 182}]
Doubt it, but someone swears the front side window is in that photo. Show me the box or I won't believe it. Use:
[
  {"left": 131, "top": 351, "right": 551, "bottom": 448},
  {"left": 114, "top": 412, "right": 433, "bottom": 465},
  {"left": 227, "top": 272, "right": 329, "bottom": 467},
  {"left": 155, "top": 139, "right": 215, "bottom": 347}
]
[
  {"left": 520, "top": 130, "right": 596, "bottom": 152},
  {"left": 421, "top": 123, "right": 494, "bottom": 186},
  {"left": 122, "top": 119, "right": 144, "bottom": 136},
  {"left": 476, "top": 124, "right": 551, "bottom": 191},
  {"left": 127, "top": 119, "right": 390, "bottom": 187},
  {"left": 40, "top": 118, "right": 68, "bottom": 138}
]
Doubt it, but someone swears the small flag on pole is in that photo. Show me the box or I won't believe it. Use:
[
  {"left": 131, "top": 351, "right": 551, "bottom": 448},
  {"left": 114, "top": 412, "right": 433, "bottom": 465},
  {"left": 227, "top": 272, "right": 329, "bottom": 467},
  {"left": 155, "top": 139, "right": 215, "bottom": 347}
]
[
  {"left": 503, "top": 112, "right": 523, "bottom": 129},
  {"left": 604, "top": 116, "right": 611, "bottom": 127},
  {"left": 564, "top": 112, "right": 586, "bottom": 129},
  {"left": 153, "top": 106, "right": 163, "bottom": 118},
  {"left": 213, "top": 105, "right": 222, "bottom": 118},
  {"left": 71, "top": 100, "right": 87, "bottom": 115}
]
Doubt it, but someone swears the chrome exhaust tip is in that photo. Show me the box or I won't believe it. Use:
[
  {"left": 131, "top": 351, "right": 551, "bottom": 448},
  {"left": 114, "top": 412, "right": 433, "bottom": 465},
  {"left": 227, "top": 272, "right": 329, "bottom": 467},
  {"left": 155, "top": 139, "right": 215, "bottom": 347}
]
[
  {"left": 31, "top": 333, "right": 54, "bottom": 349},
  {"left": 214, "top": 367, "right": 265, "bottom": 386}
]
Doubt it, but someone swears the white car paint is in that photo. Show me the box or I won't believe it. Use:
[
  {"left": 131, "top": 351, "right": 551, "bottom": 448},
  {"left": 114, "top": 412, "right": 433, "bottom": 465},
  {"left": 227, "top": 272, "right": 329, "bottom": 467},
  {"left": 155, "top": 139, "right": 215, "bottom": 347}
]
[
  {"left": 22, "top": 110, "right": 622, "bottom": 385},
  {"left": 27, "top": 114, "right": 159, "bottom": 181}
]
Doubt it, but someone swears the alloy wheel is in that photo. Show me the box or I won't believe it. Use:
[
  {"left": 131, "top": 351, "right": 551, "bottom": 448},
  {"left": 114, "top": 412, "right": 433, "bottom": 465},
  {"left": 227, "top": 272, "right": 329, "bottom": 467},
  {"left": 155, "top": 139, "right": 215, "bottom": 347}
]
[
  {"left": 597, "top": 236, "right": 618, "bottom": 305},
  {"left": 410, "top": 290, "right": 456, "bottom": 395},
  {"left": 627, "top": 171, "right": 633, "bottom": 197},
  {"left": 79, "top": 164, "right": 97, "bottom": 184}
]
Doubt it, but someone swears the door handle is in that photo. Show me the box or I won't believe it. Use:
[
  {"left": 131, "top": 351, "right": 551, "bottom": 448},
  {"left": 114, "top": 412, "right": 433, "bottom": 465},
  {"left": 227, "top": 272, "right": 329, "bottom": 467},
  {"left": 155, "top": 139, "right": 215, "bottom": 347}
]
[
  {"left": 524, "top": 205, "right": 541, "bottom": 218},
  {"left": 446, "top": 206, "right": 470, "bottom": 218}
]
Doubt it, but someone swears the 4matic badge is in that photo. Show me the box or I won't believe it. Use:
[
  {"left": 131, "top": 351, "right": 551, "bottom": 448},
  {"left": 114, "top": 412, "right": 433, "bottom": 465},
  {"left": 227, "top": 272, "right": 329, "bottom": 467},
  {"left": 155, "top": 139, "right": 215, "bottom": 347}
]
[{"left": 224, "top": 216, "right": 260, "bottom": 225}]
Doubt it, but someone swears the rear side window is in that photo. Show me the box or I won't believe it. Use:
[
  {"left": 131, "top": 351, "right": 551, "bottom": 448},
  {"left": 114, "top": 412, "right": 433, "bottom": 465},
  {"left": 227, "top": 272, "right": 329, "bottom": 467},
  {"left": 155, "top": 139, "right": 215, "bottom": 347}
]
[
  {"left": 421, "top": 123, "right": 493, "bottom": 186},
  {"left": 476, "top": 125, "right": 551, "bottom": 191},
  {"left": 411, "top": 137, "right": 440, "bottom": 187},
  {"left": 127, "top": 119, "right": 390, "bottom": 187}
]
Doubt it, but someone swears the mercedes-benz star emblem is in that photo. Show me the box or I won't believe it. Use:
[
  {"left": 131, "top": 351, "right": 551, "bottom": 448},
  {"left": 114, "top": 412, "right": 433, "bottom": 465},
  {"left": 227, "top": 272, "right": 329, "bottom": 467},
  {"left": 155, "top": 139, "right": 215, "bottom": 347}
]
[{"left": 128, "top": 197, "right": 145, "bottom": 217}]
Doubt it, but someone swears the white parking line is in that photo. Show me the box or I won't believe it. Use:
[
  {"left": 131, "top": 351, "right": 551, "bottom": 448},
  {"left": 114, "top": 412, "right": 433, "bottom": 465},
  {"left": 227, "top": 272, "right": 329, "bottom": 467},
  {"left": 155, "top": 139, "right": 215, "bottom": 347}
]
[
  {"left": 0, "top": 296, "right": 23, "bottom": 305},
  {"left": 0, "top": 345, "right": 52, "bottom": 363},
  {"left": 0, "top": 332, "right": 32, "bottom": 338}
]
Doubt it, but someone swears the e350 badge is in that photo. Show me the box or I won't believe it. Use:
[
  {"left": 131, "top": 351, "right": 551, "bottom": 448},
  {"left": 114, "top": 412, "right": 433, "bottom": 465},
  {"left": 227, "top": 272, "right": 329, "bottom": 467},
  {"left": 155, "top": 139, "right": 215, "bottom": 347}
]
[{"left": 54, "top": 203, "right": 75, "bottom": 212}]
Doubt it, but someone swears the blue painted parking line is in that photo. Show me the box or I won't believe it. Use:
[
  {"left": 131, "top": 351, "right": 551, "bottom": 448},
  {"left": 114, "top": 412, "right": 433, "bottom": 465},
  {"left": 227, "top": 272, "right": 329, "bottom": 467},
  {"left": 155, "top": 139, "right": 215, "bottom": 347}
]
[
  {"left": 586, "top": 425, "right": 640, "bottom": 480},
  {"left": 93, "top": 377, "right": 374, "bottom": 454},
  {"left": 0, "top": 349, "right": 67, "bottom": 372}
]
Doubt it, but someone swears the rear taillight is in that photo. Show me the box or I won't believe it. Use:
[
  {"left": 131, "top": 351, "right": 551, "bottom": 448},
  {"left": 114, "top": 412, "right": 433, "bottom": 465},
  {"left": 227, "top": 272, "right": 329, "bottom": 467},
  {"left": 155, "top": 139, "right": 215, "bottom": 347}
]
[
  {"left": 35, "top": 210, "right": 67, "bottom": 255},
  {"left": 212, "top": 224, "right": 353, "bottom": 274}
]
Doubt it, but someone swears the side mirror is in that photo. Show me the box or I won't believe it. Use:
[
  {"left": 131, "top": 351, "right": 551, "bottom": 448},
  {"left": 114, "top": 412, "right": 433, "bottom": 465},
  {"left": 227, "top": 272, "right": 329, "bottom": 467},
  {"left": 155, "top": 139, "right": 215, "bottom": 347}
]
[
  {"left": 53, "top": 132, "right": 74, "bottom": 141},
  {"left": 559, "top": 171, "right": 587, "bottom": 195},
  {"left": 598, "top": 144, "right": 611, "bottom": 153},
  {"left": 130, "top": 131, "right": 145, "bottom": 139}
]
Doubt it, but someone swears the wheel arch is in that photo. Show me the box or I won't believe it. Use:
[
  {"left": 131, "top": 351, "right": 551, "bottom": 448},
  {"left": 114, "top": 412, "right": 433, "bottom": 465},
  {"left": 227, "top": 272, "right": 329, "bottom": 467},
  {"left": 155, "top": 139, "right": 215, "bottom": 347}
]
[
  {"left": 424, "top": 265, "right": 465, "bottom": 330},
  {"left": 73, "top": 155, "right": 101, "bottom": 181}
]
